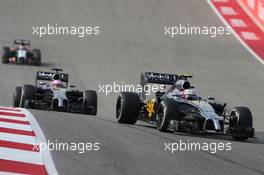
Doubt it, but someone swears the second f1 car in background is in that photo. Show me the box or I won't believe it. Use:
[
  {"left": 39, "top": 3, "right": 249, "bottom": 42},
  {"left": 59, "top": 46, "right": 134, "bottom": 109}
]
[
  {"left": 12, "top": 68, "right": 97, "bottom": 115},
  {"left": 2, "top": 39, "right": 41, "bottom": 66}
]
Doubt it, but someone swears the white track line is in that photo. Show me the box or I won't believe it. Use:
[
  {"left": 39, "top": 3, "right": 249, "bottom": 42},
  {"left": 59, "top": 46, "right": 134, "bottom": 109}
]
[
  {"left": 0, "top": 132, "right": 36, "bottom": 145},
  {"left": 0, "top": 121, "right": 32, "bottom": 131},
  {"left": 207, "top": 0, "right": 264, "bottom": 65},
  {"left": 0, "top": 147, "right": 43, "bottom": 165}
]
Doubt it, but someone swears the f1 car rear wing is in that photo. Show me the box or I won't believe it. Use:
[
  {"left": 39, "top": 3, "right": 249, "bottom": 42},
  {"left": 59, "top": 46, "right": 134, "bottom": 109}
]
[
  {"left": 139, "top": 72, "right": 192, "bottom": 100},
  {"left": 35, "top": 71, "right": 69, "bottom": 86},
  {"left": 140, "top": 72, "right": 192, "bottom": 85},
  {"left": 14, "top": 39, "right": 30, "bottom": 45},
  {"left": 51, "top": 68, "right": 63, "bottom": 72}
]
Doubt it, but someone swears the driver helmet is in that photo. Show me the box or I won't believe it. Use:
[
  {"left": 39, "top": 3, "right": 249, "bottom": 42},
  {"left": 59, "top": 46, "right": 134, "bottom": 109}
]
[
  {"left": 51, "top": 80, "right": 63, "bottom": 89},
  {"left": 171, "top": 80, "right": 191, "bottom": 96},
  {"left": 180, "top": 81, "right": 191, "bottom": 90},
  {"left": 181, "top": 89, "right": 197, "bottom": 100},
  {"left": 18, "top": 45, "right": 25, "bottom": 50}
]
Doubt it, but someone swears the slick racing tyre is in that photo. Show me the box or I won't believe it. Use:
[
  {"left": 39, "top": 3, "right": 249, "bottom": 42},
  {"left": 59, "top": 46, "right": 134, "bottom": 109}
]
[
  {"left": 12, "top": 86, "right": 22, "bottom": 107},
  {"left": 230, "top": 106, "right": 253, "bottom": 140},
  {"left": 32, "top": 49, "right": 41, "bottom": 66},
  {"left": 52, "top": 99, "right": 59, "bottom": 111},
  {"left": 20, "top": 84, "right": 36, "bottom": 108},
  {"left": 156, "top": 98, "right": 180, "bottom": 132},
  {"left": 2, "top": 47, "right": 10, "bottom": 64},
  {"left": 116, "top": 92, "right": 140, "bottom": 124},
  {"left": 83, "top": 90, "right": 97, "bottom": 115}
]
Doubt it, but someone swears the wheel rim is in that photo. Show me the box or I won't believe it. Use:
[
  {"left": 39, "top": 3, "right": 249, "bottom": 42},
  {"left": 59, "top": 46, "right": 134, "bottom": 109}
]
[{"left": 230, "top": 112, "right": 238, "bottom": 128}]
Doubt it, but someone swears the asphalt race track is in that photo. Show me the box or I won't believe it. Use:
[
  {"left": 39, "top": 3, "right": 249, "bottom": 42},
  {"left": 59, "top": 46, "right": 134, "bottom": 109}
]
[{"left": 0, "top": 0, "right": 264, "bottom": 174}]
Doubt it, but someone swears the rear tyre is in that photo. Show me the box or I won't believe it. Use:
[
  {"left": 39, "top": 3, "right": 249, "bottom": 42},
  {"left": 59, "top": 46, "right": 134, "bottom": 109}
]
[
  {"left": 20, "top": 85, "right": 36, "bottom": 108},
  {"left": 12, "top": 87, "right": 22, "bottom": 107},
  {"left": 230, "top": 106, "right": 253, "bottom": 140},
  {"left": 83, "top": 90, "right": 97, "bottom": 115},
  {"left": 2, "top": 47, "right": 10, "bottom": 64},
  {"left": 32, "top": 49, "right": 41, "bottom": 66},
  {"left": 156, "top": 98, "right": 180, "bottom": 132},
  {"left": 116, "top": 92, "right": 140, "bottom": 124}
]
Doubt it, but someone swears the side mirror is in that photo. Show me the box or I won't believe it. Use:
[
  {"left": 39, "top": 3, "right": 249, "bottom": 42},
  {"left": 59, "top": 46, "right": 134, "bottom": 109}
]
[
  {"left": 207, "top": 96, "right": 215, "bottom": 101},
  {"left": 39, "top": 82, "right": 46, "bottom": 86}
]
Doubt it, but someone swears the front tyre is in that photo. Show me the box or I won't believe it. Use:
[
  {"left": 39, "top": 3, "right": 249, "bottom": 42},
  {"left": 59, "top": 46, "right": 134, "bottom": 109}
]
[
  {"left": 83, "top": 90, "right": 97, "bottom": 115},
  {"left": 12, "top": 86, "right": 22, "bottom": 107},
  {"left": 156, "top": 98, "right": 180, "bottom": 132},
  {"left": 2, "top": 47, "right": 10, "bottom": 64},
  {"left": 52, "top": 99, "right": 59, "bottom": 111},
  {"left": 230, "top": 106, "right": 254, "bottom": 140},
  {"left": 116, "top": 92, "right": 140, "bottom": 124},
  {"left": 20, "top": 85, "right": 36, "bottom": 108}
]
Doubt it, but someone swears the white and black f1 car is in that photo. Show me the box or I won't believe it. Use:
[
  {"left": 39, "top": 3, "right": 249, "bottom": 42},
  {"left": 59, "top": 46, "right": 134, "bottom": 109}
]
[
  {"left": 2, "top": 39, "right": 41, "bottom": 66},
  {"left": 116, "top": 72, "right": 254, "bottom": 140},
  {"left": 12, "top": 68, "right": 97, "bottom": 115}
]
